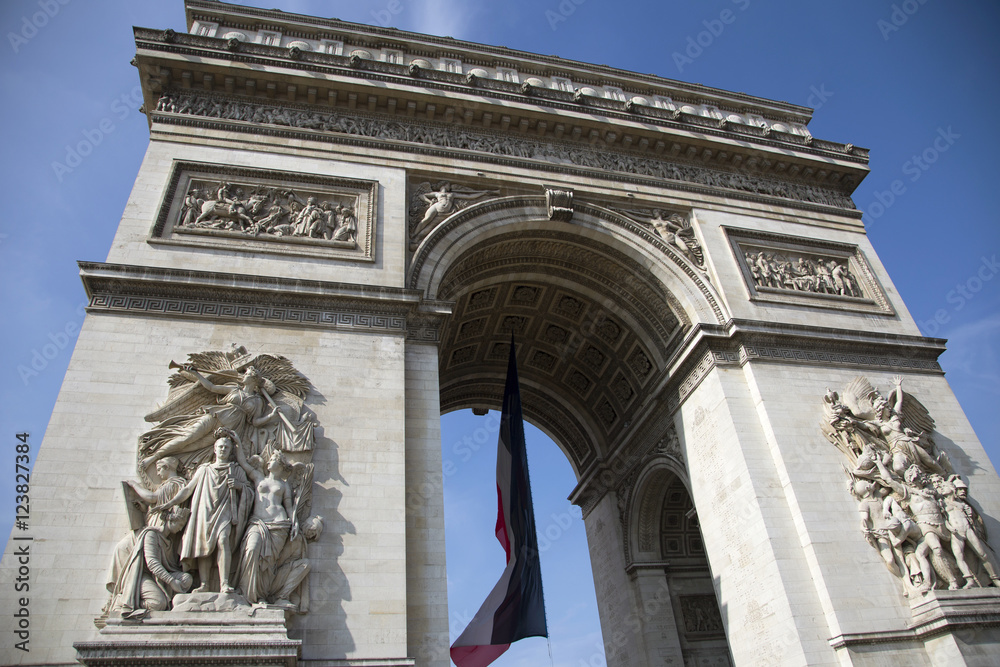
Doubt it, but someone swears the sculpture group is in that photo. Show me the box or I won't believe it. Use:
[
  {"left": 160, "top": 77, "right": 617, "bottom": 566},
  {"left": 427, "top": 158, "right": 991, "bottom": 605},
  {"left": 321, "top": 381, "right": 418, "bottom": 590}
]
[
  {"left": 746, "top": 250, "right": 860, "bottom": 296},
  {"left": 612, "top": 207, "right": 706, "bottom": 269},
  {"left": 823, "top": 377, "right": 999, "bottom": 595},
  {"left": 178, "top": 179, "right": 358, "bottom": 245},
  {"left": 104, "top": 347, "right": 324, "bottom": 620},
  {"left": 646, "top": 210, "right": 705, "bottom": 269}
]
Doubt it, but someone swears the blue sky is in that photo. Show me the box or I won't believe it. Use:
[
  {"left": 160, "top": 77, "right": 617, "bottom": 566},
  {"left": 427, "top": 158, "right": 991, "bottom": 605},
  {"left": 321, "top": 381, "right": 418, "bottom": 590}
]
[{"left": 1, "top": 1, "right": 998, "bottom": 665}]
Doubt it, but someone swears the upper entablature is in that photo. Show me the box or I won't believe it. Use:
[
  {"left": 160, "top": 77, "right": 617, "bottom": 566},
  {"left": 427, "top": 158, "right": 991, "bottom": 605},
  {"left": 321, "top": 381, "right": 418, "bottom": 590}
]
[
  {"left": 183, "top": 0, "right": 818, "bottom": 140},
  {"left": 130, "top": 0, "right": 870, "bottom": 210}
]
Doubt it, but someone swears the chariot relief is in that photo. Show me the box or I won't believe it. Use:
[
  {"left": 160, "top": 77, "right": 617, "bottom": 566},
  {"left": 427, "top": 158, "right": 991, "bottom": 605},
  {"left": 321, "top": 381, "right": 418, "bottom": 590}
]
[
  {"left": 822, "top": 377, "right": 999, "bottom": 595},
  {"left": 103, "top": 346, "right": 324, "bottom": 620}
]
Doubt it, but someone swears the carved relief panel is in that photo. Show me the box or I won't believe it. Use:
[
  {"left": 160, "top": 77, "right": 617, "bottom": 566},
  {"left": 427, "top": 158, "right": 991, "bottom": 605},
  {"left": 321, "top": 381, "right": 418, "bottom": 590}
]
[
  {"left": 102, "top": 346, "right": 325, "bottom": 621},
  {"left": 151, "top": 161, "right": 377, "bottom": 261},
  {"left": 726, "top": 228, "right": 893, "bottom": 315},
  {"left": 823, "top": 376, "right": 1000, "bottom": 595},
  {"left": 612, "top": 207, "right": 705, "bottom": 270},
  {"left": 407, "top": 180, "right": 499, "bottom": 249}
]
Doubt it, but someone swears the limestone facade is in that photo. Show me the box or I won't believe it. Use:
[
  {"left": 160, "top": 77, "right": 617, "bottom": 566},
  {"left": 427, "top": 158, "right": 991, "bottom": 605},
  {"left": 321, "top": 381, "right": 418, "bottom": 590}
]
[{"left": 2, "top": 1, "right": 999, "bottom": 666}]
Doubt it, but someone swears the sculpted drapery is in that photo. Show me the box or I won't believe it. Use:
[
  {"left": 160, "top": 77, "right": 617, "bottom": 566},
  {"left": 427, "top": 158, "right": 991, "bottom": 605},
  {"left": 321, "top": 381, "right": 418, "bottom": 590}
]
[{"left": 103, "top": 347, "right": 324, "bottom": 618}]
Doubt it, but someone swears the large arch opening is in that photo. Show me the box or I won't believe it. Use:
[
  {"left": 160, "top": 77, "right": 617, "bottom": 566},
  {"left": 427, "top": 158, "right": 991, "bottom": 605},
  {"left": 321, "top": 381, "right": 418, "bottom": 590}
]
[
  {"left": 412, "top": 196, "right": 723, "bottom": 477},
  {"left": 411, "top": 196, "right": 730, "bottom": 664},
  {"left": 440, "top": 410, "right": 603, "bottom": 664}
]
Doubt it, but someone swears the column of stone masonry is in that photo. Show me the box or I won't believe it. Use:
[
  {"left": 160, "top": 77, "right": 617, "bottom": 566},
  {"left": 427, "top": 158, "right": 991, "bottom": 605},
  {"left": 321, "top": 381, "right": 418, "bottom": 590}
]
[
  {"left": 630, "top": 567, "right": 685, "bottom": 665},
  {"left": 404, "top": 342, "right": 450, "bottom": 666}
]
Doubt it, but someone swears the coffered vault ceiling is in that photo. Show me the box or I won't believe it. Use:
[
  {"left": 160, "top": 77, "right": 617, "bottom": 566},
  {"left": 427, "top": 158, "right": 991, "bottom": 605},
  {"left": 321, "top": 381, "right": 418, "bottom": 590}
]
[{"left": 435, "top": 230, "right": 687, "bottom": 478}]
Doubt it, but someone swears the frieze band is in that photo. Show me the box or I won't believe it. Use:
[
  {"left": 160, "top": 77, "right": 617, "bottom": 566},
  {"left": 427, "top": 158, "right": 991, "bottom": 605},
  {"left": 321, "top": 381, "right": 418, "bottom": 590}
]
[
  {"left": 153, "top": 91, "right": 856, "bottom": 211},
  {"left": 88, "top": 294, "right": 406, "bottom": 333}
]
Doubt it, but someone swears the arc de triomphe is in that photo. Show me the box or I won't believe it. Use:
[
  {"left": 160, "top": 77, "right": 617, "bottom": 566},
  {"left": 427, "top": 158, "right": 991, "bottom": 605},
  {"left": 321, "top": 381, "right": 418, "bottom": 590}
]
[{"left": 3, "top": 1, "right": 999, "bottom": 666}]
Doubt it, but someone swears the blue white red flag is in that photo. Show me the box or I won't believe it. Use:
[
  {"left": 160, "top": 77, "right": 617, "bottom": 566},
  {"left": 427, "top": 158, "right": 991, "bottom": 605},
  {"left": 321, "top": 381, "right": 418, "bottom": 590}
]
[{"left": 450, "top": 338, "right": 548, "bottom": 667}]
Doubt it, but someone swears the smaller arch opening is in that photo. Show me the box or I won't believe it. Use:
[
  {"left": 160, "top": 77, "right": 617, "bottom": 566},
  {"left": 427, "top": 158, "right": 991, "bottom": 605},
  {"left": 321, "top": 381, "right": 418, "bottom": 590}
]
[{"left": 630, "top": 467, "right": 733, "bottom": 666}]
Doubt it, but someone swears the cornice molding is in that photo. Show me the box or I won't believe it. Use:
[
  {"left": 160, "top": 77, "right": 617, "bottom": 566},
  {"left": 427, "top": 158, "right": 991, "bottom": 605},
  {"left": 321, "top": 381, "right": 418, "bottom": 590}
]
[
  {"left": 668, "top": 319, "right": 946, "bottom": 396},
  {"left": 78, "top": 262, "right": 451, "bottom": 340},
  {"left": 181, "top": 1, "right": 819, "bottom": 125},
  {"left": 134, "top": 28, "right": 868, "bottom": 167},
  {"left": 570, "top": 319, "right": 947, "bottom": 516},
  {"left": 829, "top": 589, "right": 1000, "bottom": 649}
]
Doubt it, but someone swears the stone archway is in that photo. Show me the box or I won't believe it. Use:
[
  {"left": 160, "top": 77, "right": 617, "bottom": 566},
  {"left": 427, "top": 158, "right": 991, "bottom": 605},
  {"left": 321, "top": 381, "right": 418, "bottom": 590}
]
[
  {"left": 623, "top": 460, "right": 734, "bottom": 665},
  {"left": 408, "top": 195, "right": 729, "bottom": 666},
  {"left": 409, "top": 195, "right": 723, "bottom": 471},
  {"left": 14, "top": 4, "right": 1000, "bottom": 666}
]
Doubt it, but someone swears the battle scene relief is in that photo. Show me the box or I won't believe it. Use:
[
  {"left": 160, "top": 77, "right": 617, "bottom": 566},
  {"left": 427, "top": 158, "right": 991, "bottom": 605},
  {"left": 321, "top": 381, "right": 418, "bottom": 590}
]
[
  {"left": 726, "top": 229, "right": 894, "bottom": 315},
  {"left": 823, "top": 377, "right": 999, "bottom": 596},
  {"left": 151, "top": 162, "right": 377, "bottom": 261},
  {"left": 177, "top": 179, "right": 359, "bottom": 245}
]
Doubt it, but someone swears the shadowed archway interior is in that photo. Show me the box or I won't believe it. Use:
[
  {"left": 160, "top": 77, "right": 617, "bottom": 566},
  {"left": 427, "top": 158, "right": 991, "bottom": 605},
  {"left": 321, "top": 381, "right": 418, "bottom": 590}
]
[
  {"left": 411, "top": 197, "right": 734, "bottom": 664},
  {"left": 432, "top": 224, "right": 690, "bottom": 478}
]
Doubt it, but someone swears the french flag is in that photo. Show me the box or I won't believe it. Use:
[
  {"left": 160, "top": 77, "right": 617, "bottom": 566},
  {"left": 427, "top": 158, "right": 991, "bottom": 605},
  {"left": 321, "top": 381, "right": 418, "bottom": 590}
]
[{"left": 450, "top": 338, "right": 548, "bottom": 667}]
